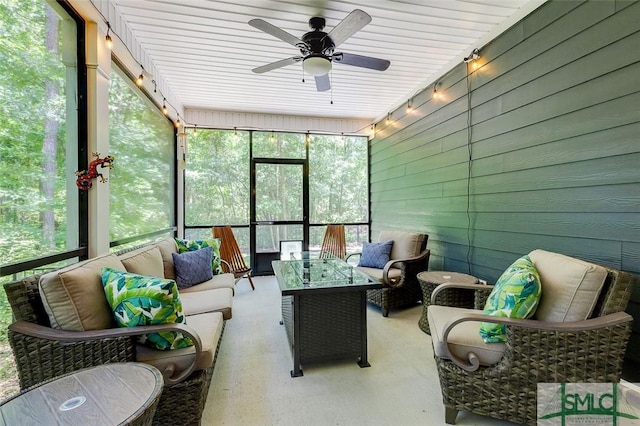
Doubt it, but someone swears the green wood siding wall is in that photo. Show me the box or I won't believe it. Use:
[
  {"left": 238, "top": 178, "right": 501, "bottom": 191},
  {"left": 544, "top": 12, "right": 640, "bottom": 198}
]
[{"left": 369, "top": 0, "right": 640, "bottom": 366}]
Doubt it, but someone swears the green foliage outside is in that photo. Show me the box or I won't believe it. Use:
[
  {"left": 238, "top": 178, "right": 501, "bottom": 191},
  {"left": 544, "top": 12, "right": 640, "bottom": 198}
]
[
  {"left": 0, "top": 0, "right": 73, "bottom": 266},
  {"left": 109, "top": 68, "right": 174, "bottom": 241},
  {"left": 185, "top": 130, "right": 369, "bottom": 252}
]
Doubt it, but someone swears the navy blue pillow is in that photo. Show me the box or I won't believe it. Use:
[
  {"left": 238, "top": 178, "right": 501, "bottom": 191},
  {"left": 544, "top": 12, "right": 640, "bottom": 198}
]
[
  {"left": 358, "top": 241, "right": 393, "bottom": 269},
  {"left": 172, "top": 246, "right": 213, "bottom": 289}
]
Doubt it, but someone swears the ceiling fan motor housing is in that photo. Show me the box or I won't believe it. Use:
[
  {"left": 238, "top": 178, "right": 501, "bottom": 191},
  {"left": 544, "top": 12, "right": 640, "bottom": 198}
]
[{"left": 300, "top": 17, "right": 335, "bottom": 57}]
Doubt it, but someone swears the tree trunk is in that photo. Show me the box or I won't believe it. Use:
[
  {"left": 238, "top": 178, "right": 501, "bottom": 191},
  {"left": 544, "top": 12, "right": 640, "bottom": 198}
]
[{"left": 40, "top": 7, "right": 59, "bottom": 249}]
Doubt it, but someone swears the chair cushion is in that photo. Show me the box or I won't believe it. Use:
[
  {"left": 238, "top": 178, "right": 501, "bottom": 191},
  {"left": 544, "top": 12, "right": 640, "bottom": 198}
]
[
  {"left": 358, "top": 241, "right": 393, "bottom": 269},
  {"left": 178, "top": 273, "right": 235, "bottom": 292},
  {"left": 479, "top": 255, "right": 542, "bottom": 343},
  {"left": 136, "top": 311, "right": 223, "bottom": 375},
  {"left": 355, "top": 266, "right": 402, "bottom": 283},
  {"left": 378, "top": 231, "right": 424, "bottom": 260},
  {"left": 101, "top": 267, "right": 193, "bottom": 351},
  {"left": 428, "top": 305, "right": 506, "bottom": 366},
  {"left": 529, "top": 249, "right": 608, "bottom": 322},
  {"left": 175, "top": 238, "right": 224, "bottom": 275},
  {"left": 180, "top": 288, "right": 233, "bottom": 320},
  {"left": 172, "top": 246, "right": 214, "bottom": 289},
  {"left": 39, "top": 253, "right": 123, "bottom": 331},
  {"left": 119, "top": 245, "right": 164, "bottom": 278},
  {"left": 156, "top": 237, "right": 179, "bottom": 280}
]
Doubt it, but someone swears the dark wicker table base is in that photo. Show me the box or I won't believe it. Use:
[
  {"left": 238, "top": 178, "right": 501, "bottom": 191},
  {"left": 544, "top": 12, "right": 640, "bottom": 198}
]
[{"left": 281, "top": 290, "right": 370, "bottom": 377}]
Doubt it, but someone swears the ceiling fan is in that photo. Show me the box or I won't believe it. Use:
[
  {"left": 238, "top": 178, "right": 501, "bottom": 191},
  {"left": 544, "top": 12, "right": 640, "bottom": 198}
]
[{"left": 249, "top": 9, "right": 390, "bottom": 92}]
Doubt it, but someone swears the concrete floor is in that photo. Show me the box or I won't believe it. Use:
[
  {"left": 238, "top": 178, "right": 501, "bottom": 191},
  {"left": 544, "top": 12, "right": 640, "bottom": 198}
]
[{"left": 202, "top": 276, "right": 520, "bottom": 426}]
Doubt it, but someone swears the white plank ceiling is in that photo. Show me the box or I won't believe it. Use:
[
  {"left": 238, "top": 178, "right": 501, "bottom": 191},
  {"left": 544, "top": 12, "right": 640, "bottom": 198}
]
[{"left": 104, "top": 0, "right": 542, "bottom": 121}]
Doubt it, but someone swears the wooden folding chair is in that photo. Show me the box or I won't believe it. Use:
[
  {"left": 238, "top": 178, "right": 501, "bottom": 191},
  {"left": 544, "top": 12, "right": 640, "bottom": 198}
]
[
  {"left": 212, "top": 226, "right": 255, "bottom": 290},
  {"left": 319, "top": 224, "right": 346, "bottom": 260}
]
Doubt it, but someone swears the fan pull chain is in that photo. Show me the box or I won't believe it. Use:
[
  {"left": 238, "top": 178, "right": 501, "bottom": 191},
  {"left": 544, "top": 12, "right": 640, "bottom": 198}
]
[
  {"left": 330, "top": 71, "right": 333, "bottom": 104},
  {"left": 301, "top": 66, "right": 305, "bottom": 83}
]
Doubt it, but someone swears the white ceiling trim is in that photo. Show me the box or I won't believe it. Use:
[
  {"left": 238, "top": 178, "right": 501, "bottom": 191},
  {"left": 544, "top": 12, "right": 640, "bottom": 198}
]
[{"left": 185, "top": 109, "right": 372, "bottom": 136}]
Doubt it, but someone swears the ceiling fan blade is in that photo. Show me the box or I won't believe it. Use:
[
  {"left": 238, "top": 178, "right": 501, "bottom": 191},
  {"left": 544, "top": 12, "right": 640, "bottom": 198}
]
[
  {"left": 315, "top": 74, "right": 330, "bottom": 92},
  {"left": 333, "top": 52, "right": 390, "bottom": 71},
  {"left": 249, "top": 19, "right": 304, "bottom": 47},
  {"left": 325, "top": 9, "right": 371, "bottom": 47},
  {"left": 252, "top": 57, "right": 302, "bottom": 74}
]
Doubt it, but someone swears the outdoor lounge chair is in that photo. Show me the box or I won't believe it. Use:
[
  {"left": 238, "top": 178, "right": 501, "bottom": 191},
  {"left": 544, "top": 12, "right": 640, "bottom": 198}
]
[
  {"left": 319, "top": 224, "right": 346, "bottom": 260},
  {"left": 213, "top": 226, "right": 255, "bottom": 290},
  {"left": 349, "top": 231, "right": 430, "bottom": 317},
  {"left": 427, "top": 249, "right": 635, "bottom": 425}
]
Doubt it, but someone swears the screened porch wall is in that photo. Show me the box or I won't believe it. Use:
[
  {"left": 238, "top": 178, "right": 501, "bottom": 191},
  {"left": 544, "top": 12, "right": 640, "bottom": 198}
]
[{"left": 369, "top": 0, "right": 640, "bottom": 363}]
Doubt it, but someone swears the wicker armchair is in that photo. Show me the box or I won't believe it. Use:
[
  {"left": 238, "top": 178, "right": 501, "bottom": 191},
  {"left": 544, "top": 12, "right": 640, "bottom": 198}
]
[
  {"left": 427, "top": 250, "right": 635, "bottom": 425},
  {"left": 3, "top": 274, "right": 223, "bottom": 426},
  {"left": 348, "top": 231, "right": 430, "bottom": 317}
]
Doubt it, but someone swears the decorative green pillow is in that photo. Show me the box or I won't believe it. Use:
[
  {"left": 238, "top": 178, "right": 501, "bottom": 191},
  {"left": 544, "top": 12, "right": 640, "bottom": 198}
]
[
  {"left": 479, "top": 255, "right": 542, "bottom": 343},
  {"left": 101, "top": 267, "right": 194, "bottom": 351},
  {"left": 175, "top": 238, "right": 224, "bottom": 275}
]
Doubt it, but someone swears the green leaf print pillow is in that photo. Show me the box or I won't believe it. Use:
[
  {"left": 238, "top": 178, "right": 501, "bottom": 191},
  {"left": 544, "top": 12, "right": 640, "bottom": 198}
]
[
  {"left": 479, "top": 255, "right": 542, "bottom": 343},
  {"left": 175, "top": 238, "right": 224, "bottom": 275},
  {"left": 101, "top": 267, "right": 194, "bottom": 351}
]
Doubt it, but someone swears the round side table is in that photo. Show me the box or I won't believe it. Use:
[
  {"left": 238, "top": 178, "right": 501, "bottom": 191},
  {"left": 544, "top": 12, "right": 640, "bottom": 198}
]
[
  {"left": 0, "top": 363, "right": 163, "bottom": 426},
  {"left": 417, "top": 271, "right": 479, "bottom": 334}
]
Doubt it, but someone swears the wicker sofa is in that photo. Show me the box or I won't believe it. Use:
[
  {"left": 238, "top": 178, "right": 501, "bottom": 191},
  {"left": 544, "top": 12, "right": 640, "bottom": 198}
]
[
  {"left": 3, "top": 237, "right": 234, "bottom": 425},
  {"left": 427, "top": 249, "right": 635, "bottom": 425}
]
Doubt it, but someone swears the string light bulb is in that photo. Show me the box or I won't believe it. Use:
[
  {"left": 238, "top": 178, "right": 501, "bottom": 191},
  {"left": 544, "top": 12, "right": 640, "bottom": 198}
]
[
  {"left": 135, "top": 67, "right": 144, "bottom": 87},
  {"left": 174, "top": 117, "right": 181, "bottom": 128},
  {"left": 105, "top": 23, "right": 113, "bottom": 50},
  {"left": 386, "top": 113, "right": 391, "bottom": 124},
  {"left": 406, "top": 98, "right": 413, "bottom": 113},
  {"left": 432, "top": 82, "right": 440, "bottom": 100},
  {"left": 162, "top": 98, "right": 168, "bottom": 115},
  {"left": 193, "top": 125, "right": 197, "bottom": 135},
  {"left": 270, "top": 131, "right": 275, "bottom": 142}
]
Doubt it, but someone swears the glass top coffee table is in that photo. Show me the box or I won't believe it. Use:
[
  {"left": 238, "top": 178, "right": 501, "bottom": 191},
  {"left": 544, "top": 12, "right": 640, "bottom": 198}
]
[{"left": 273, "top": 255, "right": 381, "bottom": 377}]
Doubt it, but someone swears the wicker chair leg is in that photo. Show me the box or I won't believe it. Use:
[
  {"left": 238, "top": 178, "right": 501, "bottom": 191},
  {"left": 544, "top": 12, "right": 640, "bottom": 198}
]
[{"left": 445, "top": 406, "right": 458, "bottom": 424}]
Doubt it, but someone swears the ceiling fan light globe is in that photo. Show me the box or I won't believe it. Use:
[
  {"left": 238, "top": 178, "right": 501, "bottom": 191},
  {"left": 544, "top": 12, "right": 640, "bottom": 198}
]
[{"left": 303, "top": 55, "right": 332, "bottom": 76}]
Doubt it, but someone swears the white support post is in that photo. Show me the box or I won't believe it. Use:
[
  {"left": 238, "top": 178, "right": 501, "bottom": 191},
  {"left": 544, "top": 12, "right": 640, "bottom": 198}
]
[{"left": 85, "top": 22, "right": 112, "bottom": 257}]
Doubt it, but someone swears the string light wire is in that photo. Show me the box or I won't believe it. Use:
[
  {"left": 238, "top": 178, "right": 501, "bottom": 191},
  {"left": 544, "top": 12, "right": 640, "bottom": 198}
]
[{"left": 88, "top": 0, "right": 194, "bottom": 131}]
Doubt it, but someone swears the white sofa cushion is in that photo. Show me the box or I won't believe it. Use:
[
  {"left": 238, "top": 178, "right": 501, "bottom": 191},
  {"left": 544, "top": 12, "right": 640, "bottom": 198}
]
[
  {"left": 119, "top": 245, "right": 164, "bottom": 278},
  {"left": 156, "top": 237, "right": 179, "bottom": 279},
  {"left": 529, "top": 249, "right": 608, "bottom": 322},
  {"left": 378, "top": 231, "right": 424, "bottom": 260},
  {"left": 39, "top": 253, "right": 123, "bottom": 330},
  {"left": 136, "top": 311, "right": 223, "bottom": 376},
  {"left": 181, "top": 288, "right": 233, "bottom": 320},
  {"left": 179, "top": 272, "right": 235, "bottom": 292},
  {"left": 428, "top": 305, "right": 506, "bottom": 366}
]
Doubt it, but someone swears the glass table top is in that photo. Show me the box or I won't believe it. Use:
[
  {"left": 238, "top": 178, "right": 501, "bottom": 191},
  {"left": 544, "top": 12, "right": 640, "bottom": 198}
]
[{"left": 272, "top": 255, "right": 380, "bottom": 294}]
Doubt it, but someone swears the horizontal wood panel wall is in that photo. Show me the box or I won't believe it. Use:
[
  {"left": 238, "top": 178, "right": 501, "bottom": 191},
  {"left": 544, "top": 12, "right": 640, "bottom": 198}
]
[{"left": 369, "top": 0, "right": 640, "bottom": 366}]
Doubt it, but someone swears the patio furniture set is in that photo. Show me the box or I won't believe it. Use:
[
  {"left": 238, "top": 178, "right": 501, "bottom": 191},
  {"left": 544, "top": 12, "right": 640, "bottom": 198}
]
[{"left": 1, "top": 228, "right": 636, "bottom": 425}]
